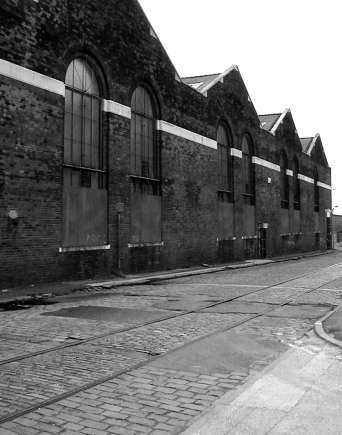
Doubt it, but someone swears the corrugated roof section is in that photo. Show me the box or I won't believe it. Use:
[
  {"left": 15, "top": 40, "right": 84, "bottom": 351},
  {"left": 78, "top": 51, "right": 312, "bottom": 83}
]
[
  {"left": 259, "top": 114, "right": 282, "bottom": 131},
  {"left": 182, "top": 73, "right": 220, "bottom": 93}
]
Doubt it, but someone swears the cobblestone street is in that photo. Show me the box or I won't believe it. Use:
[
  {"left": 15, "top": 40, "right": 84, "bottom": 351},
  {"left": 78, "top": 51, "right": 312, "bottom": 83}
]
[{"left": 1, "top": 251, "right": 342, "bottom": 434}]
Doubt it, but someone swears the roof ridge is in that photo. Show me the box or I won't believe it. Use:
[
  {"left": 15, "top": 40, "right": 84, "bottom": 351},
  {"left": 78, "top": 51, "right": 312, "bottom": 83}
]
[
  {"left": 181, "top": 73, "right": 220, "bottom": 80},
  {"left": 259, "top": 113, "right": 282, "bottom": 117}
]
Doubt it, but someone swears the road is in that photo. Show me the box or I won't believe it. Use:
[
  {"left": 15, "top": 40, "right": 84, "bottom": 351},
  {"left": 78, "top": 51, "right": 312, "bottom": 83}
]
[{"left": 1, "top": 251, "right": 342, "bottom": 434}]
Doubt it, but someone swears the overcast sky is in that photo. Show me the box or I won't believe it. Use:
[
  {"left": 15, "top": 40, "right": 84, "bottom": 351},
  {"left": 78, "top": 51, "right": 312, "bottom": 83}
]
[{"left": 139, "top": 0, "right": 341, "bottom": 213}]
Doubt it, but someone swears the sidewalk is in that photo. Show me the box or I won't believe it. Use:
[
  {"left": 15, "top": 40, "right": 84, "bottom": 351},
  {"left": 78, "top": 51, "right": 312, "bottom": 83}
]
[
  {"left": 315, "top": 305, "right": 342, "bottom": 349},
  {"left": 181, "top": 331, "right": 342, "bottom": 435},
  {"left": 0, "top": 249, "right": 334, "bottom": 306}
]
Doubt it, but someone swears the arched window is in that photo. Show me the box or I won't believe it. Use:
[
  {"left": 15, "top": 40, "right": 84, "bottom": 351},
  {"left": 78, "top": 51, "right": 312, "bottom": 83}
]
[
  {"left": 217, "top": 123, "right": 233, "bottom": 202},
  {"left": 293, "top": 156, "right": 300, "bottom": 210},
  {"left": 130, "top": 86, "right": 161, "bottom": 245},
  {"left": 63, "top": 57, "right": 107, "bottom": 248},
  {"left": 64, "top": 58, "right": 104, "bottom": 174},
  {"left": 242, "top": 135, "right": 255, "bottom": 205},
  {"left": 314, "top": 167, "right": 319, "bottom": 212},
  {"left": 131, "top": 86, "right": 159, "bottom": 184},
  {"left": 280, "top": 150, "right": 289, "bottom": 209}
]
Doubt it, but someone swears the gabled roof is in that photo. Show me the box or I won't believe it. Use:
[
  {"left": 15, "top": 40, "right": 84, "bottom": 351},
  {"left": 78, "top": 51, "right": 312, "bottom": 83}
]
[
  {"left": 300, "top": 137, "right": 314, "bottom": 153},
  {"left": 182, "top": 73, "right": 220, "bottom": 93},
  {"left": 259, "top": 114, "right": 282, "bottom": 132},
  {"left": 135, "top": 0, "right": 182, "bottom": 82},
  {"left": 182, "top": 65, "right": 239, "bottom": 96}
]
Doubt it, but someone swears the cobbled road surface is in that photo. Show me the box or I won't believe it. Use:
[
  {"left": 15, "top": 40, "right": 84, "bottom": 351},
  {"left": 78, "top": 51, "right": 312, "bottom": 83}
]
[{"left": 1, "top": 251, "right": 342, "bottom": 434}]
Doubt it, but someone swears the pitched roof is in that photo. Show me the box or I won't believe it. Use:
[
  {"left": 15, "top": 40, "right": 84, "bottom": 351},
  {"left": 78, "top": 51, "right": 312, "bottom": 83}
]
[
  {"left": 182, "top": 66, "right": 239, "bottom": 96},
  {"left": 259, "top": 114, "right": 282, "bottom": 132},
  {"left": 300, "top": 137, "right": 314, "bottom": 153},
  {"left": 182, "top": 73, "right": 220, "bottom": 93}
]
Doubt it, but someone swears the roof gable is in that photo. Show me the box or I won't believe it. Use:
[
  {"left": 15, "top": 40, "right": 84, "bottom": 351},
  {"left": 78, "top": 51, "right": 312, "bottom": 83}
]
[
  {"left": 308, "top": 135, "right": 329, "bottom": 167},
  {"left": 259, "top": 113, "right": 282, "bottom": 132}
]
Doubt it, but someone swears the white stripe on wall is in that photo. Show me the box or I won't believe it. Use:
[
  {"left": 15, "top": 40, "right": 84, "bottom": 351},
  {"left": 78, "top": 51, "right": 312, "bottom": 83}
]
[
  {"left": 252, "top": 156, "right": 280, "bottom": 172},
  {"left": 0, "top": 58, "right": 332, "bottom": 191},
  {"left": 298, "top": 174, "right": 314, "bottom": 184},
  {"left": 157, "top": 120, "right": 217, "bottom": 149},
  {"left": 0, "top": 59, "right": 65, "bottom": 96},
  {"left": 317, "top": 181, "right": 332, "bottom": 191},
  {"left": 230, "top": 148, "right": 242, "bottom": 158},
  {"left": 102, "top": 99, "right": 131, "bottom": 119}
]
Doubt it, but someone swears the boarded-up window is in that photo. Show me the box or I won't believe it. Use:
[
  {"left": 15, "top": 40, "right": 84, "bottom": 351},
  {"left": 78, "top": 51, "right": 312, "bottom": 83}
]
[
  {"left": 280, "top": 150, "right": 289, "bottom": 209},
  {"left": 63, "top": 58, "right": 107, "bottom": 247},
  {"left": 130, "top": 87, "right": 161, "bottom": 243},
  {"left": 242, "top": 135, "right": 255, "bottom": 205},
  {"left": 314, "top": 167, "right": 319, "bottom": 212},
  {"left": 217, "top": 123, "right": 233, "bottom": 202},
  {"left": 293, "top": 156, "right": 300, "bottom": 210}
]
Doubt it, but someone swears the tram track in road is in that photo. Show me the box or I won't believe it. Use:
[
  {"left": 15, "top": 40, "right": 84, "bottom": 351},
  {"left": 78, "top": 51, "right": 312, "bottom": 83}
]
[
  {"left": 0, "top": 261, "right": 341, "bottom": 368},
  {"left": 0, "top": 262, "right": 342, "bottom": 425}
]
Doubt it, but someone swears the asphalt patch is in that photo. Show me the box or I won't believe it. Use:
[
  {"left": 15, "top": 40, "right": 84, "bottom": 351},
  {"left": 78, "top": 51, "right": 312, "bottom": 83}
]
[
  {"left": 42, "top": 306, "right": 172, "bottom": 323},
  {"left": 264, "top": 304, "right": 331, "bottom": 319},
  {"left": 150, "top": 329, "right": 287, "bottom": 374},
  {"left": 201, "top": 301, "right": 273, "bottom": 314}
]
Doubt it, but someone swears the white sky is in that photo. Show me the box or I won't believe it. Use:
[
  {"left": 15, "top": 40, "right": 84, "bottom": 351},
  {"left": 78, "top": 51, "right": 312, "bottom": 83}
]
[{"left": 139, "top": 0, "right": 342, "bottom": 213}]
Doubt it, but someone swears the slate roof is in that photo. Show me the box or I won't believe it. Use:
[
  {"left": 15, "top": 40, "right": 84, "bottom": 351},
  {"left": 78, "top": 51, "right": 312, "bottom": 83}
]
[
  {"left": 182, "top": 74, "right": 220, "bottom": 93},
  {"left": 300, "top": 137, "right": 314, "bottom": 153},
  {"left": 259, "top": 114, "right": 282, "bottom": 132}
]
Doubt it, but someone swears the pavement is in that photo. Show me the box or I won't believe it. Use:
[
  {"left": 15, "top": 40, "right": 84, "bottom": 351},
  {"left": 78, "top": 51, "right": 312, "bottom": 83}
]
[
  {"left": 181, "top": 331, "right": 342, "bottom": 435},
  {"left": 0, "top": 249, "right": 333, "bottom": 306}
]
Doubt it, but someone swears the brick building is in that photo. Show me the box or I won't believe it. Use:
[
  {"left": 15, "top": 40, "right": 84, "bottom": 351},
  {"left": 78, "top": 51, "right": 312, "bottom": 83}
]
[{"left": 0, "top": 0, "right": 332, "bottom": 288}]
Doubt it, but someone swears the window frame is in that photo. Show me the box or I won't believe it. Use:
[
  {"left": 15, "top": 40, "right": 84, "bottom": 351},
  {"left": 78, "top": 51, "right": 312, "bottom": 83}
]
[
  {"left": 293, "top": 156, "right": 301, "bottom": 210},
  {"left": 130, "top": 85, "right": 161, "bottom": 196},
  {"left": 241, "top": 134, "right": 255, "bottom": 205},
  {"left": 217, "top": 122, "right": 234, "bottom": 203},
  {"left": 314, "top": 167, "right": 320, "bottom": 212},
  {"left": 280, "top": 150, "right": 289, "bottom": 209},
  {"left": 63, "top": 56, "right": 107, "bottom": 190}
]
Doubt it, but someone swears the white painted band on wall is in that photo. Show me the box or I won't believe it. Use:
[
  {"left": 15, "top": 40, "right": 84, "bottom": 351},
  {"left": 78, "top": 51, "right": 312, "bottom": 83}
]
[
  {"left": 230, "top": 148, "right": 242, "bottom": 158},
  {"left": 0, "top": 58, "right": 332, "bottom": 192},
  {"left": 59, "top": 244, "right": 111, "bottom": 253},
  {"left": 102, "top": 99, "right": 131, "bottom": 119},
  {"left": 157, "top": 120, "right": 217, "bottom": 149},
  {"left": 0, "top": 59, "right": 65, "bottom": 96},
  {"left": 298, "top": 174, "right": 314, "bottom": 184},
  {"left": 286, "top": 169, "right": 293, "bottom": 176},
  {"left": 252, "top": 156, "right": 280, "bottom": 172},
  {"left": 317, "top": 181, "right": 332, "bottom": 191}
]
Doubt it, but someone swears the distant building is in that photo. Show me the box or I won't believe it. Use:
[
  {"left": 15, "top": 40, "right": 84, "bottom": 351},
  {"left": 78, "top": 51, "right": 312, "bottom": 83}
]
[
  {"left": 0, "top": 0, "right": 332, "bottom": 288},
  {"left": 333, "top": 215, "right": 342, "bottom": 248}
]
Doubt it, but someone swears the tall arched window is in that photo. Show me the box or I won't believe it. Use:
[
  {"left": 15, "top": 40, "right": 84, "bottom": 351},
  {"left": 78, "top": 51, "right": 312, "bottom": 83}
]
[
  {"left": 64, "top": 58, "right": 104, "bottom": 173},
  {"left": 280, "top": 150, "right": 289, "bottom": 209},
  {"left": 130, "top": 86, "right": 161, "bottom": 245},
  {"left": 217, "top": 123, "right": 233, "bottom": 202},
  {"left": 131, "top": 86, "right": 159, "bottom": 186},
  {"left": 314, "top": 167, "right": 319, "bottom": 212},
  {"left": 242, "top": 135, "right": 255, "bottom": 205},
  {"left": 293, "top": 156, "right": 300, "bottom": 210},
  {"left": 63, "top": 57, "right": 107, "bottom": 248}
]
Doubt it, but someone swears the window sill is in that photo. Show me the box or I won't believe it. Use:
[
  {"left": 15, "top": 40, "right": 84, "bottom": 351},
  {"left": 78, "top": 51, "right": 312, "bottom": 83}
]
[
  {"left": 59, "top": 245, "right": 111, "bottom": 253},
  {"left": 128, "top": 242, "right": 164, "bottom": 248}
]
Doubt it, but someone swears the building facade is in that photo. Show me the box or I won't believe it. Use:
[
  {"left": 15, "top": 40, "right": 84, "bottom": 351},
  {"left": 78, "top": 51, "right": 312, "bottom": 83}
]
[{"left": 0, "top": 0, "right": 332, "bottom": 288}]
